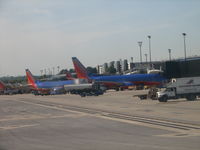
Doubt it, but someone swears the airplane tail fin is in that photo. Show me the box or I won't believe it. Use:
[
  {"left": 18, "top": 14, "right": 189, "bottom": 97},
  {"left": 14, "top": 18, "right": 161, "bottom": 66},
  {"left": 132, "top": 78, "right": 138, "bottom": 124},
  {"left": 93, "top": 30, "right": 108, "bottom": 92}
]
[
  {"left": 0, "top": 80, "right": 6, "bottom": 90},
  {"left": 72, "top": 57, "right": 89, "bottom": 80},
  {"left": 25, "top": 69, "right": 37, "bottom": 88},
  {"left": 66, "top": 69, "right": 74, "bottom": 80}
]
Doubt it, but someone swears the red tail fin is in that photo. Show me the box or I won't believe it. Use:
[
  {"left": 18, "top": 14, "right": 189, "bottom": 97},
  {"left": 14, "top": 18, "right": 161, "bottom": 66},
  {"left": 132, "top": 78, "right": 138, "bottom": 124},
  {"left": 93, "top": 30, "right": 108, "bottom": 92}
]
[
  {"left": 66, "top": 69, "right": 74, "bottom": 80},
  {"left": 25, "top": 69, "right": 37, "bottom": 88},
  {"left": 0, "top": 80, "right": 6, "bottom": 90},
  {"left": 72, "top": 57, "right": 89, "bottom": 79}
]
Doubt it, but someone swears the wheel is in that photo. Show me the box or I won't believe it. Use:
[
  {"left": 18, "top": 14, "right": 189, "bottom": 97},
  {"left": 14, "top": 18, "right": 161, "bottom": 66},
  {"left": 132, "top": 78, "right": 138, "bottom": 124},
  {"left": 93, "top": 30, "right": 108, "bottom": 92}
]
[
  {"left": 158, "top": 95, "right": 168, "bottom": 102},
  {"left": 115, "top": 88, "right": 119, "bottom": 91},
  {"left": 80, "top": 93, "right": 86, "bottom": 97},
  {"left": 120, "top": 88, "right": 124, "bottom": 91},
  {"left": 186, "top": 94, "right": 196, "bottom": 101}
]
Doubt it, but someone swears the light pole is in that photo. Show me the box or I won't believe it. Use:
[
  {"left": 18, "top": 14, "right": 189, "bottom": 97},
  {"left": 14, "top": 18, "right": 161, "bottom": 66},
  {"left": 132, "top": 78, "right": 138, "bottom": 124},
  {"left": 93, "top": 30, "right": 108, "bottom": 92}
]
[
  {"left": 44, "top": 69, "right": 47, "bottom": 76},
  {"left": 144, "top": 53, "right": 148, "bottom": 64},
  {"left": 138, "top": 41, "right": 143, "bottom": 64},
  {"left": 40, "top": 70, "right": 43, "bottom": 76},
  {"left": 57, "top": 66, "right": 60, "bottom": 74},
  {"left": 48, "top": 68, "right": 51, "bottom": 76},
  {"left": 52, "top": 67, "right": 55, "bottom": 75},
  {"left": 131, "top": 57, "right": 133, "bottom": 63},
  {"left": 147, "top": 35, "right": 152, "bottom": 68},
  {"left": 168, "top": 49, "right": 171, "bottom": 61},
  {"left": 182, "top": 33, "right": 187, "bottom": 61}
]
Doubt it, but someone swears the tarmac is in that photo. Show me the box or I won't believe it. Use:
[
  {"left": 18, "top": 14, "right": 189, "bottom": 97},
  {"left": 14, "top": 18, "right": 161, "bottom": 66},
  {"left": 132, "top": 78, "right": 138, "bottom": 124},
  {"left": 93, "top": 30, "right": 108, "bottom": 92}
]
[{"left": 0, "top": 90, "right": 200, "bottom": 150}]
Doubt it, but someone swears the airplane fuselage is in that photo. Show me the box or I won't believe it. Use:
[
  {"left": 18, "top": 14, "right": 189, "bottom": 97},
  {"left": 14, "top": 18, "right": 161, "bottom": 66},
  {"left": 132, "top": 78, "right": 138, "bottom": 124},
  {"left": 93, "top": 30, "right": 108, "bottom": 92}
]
[
  {"left": 35, "top": 80, "right": 74, "bottom": 89},
  {"left": 90, "top": 73, "right": 166, "bottom": 87}
]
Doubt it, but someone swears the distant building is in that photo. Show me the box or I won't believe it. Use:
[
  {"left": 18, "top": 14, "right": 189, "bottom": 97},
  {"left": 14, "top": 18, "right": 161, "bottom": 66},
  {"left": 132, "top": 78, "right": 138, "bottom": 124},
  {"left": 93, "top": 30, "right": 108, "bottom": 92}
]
[
  {"left": 114, "top": 61, "right": 121, "bottom": 73},
  {"left": 129, "top": 62, "right": 135, "bottom": 70},
  {"left": 102, "top": 63, "right": 108, "bottom": 74},
  {"left": 96, "top": 65, "right": 103, "bottom": 74},
  {"left": 121, "top": 59, "right": 128, "bottom": 72},
  {"left": 109, "top": 61, "right": 115, "bottom": 68}
]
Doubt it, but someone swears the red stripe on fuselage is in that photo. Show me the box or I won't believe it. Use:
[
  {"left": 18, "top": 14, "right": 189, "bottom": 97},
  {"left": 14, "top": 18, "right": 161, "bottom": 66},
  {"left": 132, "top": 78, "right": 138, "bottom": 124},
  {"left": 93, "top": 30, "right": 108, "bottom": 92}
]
[
  {"left": 98, "top": 81, "right": 161, "bottom": 89},
  {"left": 133, "top": 81, "right": 161, "bottom": 86}
]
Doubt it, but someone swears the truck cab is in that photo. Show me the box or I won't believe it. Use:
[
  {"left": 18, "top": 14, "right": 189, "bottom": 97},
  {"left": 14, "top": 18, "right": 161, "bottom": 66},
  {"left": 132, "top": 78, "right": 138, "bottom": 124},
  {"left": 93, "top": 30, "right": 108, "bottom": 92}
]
[{"left": 157, "top": 87, "right": 176, "bottom": 102}]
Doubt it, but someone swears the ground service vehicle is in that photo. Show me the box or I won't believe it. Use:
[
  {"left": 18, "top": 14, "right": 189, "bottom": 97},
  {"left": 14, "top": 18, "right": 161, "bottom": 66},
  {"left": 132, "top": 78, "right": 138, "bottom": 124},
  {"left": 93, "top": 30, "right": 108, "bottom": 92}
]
[
  {"left": 64, "top": 82, "right": 106, "bottom": 97},
  {"left": 157, "top": 77, "right": 200, "bottom": 102},
  {"left": 4, "top": 89, "right": 20, "bottom": 95},
  {"left": 135, "top": 87, "right": 158, "bottom": 100}
]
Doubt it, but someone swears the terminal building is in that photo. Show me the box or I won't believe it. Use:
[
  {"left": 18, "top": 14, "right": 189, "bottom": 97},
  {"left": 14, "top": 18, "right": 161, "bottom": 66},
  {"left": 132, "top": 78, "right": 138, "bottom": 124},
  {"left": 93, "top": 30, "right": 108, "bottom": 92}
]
[{"left": 163, "top": 57, "right": 200, "bottom": 78}]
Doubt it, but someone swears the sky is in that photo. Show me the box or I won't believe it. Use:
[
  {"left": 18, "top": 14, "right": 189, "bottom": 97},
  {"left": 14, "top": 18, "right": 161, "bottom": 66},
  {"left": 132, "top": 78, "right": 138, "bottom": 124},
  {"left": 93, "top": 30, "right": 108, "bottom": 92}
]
[{"left": 0, "top": 0, "right": 200, "bottom": 76}]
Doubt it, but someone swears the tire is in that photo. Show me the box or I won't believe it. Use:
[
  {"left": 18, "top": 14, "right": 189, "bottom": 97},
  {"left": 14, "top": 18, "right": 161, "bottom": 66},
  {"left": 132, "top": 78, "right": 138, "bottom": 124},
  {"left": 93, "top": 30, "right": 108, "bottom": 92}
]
[
  {"left": 186, "top": 94, "right": 196, "bottom": 101},
  {"left": 158, "top": 95, "right": 168, "bottom": 102},
  {"left": 115, "top": 88, "right": 119, "bottom": 91},
  {"left": 80, "top": 93, "right": 86, "bottom": 97}
]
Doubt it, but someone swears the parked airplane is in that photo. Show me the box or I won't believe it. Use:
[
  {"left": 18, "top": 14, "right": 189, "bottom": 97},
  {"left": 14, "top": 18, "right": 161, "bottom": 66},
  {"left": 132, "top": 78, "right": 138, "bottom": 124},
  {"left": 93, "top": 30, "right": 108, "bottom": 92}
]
[
  {"left": 40, "top": 69, "right": 74, "bottom": 82},
  {"left": 26, "top": 69, "right": 74, "bottom": 95},
  {"left": 26, "top": 69, "right": 104, "bottom": 96},
  {"left": 66, "top": 70, "right": 74, "bottom": 80},
  {"left": 0, "top": 80, "right": 27, "bottom": 95},
  {"left": 0, "top": 81, "right": 5, "bottom": 94},
  {"left": 72, "top": 57, "right": 167, "bottom": 90}
]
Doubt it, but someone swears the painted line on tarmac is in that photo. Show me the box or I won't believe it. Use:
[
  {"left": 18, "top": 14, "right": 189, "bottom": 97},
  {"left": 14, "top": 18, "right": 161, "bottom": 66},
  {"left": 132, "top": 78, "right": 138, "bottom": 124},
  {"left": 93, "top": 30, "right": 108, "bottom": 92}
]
[
  {"left": 0, "top": 114, "right": 86, "bottom": 122},
  {"left": 9, "top": 98, "right": 86, "bottom": 115},
  {"left": 0, "top": 124, "right": 39, "bottom": 130},
  {"left": 10, "top": 98, "right": 200, "bottom": 137}
]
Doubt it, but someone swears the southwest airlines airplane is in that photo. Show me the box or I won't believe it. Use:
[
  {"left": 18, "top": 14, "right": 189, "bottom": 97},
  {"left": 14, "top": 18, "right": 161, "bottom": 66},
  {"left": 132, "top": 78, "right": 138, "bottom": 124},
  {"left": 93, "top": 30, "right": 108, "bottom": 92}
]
[
  {"left": 72, "top": 57, "right": 167, "bottom": 89},
  {"left": 26, "top": 69, "right": 74, "bottom": 95},
  {"left": 0, "top": 80, "right": 6, "bottom": 91}
]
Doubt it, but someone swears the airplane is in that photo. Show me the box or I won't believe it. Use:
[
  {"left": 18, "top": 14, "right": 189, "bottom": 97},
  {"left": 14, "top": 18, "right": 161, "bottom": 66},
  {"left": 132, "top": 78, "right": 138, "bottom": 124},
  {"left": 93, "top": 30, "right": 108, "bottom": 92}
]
[
  {"left": 26, "top": 69, "right": 104, "bottom": 96},
  {"left": 40, "top": 69, "right": 74, "bottom": 82},
  {"left": 26, "top": 69, "right": 75, "bottom": 95},
  {"left": 0, "top": 80, "right": 25, "bottom": 95},
  {"left": 72, "top": 57, "right": 167, "bottom": 90},
  {"left": 66, "top": 69, "right": 74, "bottom": 80},
  {"left": 0, "top": 80, "right": 5, "bottom": 89},
  {"left": 0, "top": 81, "right": 6, "bottom": 94}
]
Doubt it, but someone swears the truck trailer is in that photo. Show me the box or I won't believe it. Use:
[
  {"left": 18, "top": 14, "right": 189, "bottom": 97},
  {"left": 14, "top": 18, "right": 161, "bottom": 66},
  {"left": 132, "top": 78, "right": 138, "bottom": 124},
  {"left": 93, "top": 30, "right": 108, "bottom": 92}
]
[{"left": 64, "top": 82, "right": 106, "bottom": 97}]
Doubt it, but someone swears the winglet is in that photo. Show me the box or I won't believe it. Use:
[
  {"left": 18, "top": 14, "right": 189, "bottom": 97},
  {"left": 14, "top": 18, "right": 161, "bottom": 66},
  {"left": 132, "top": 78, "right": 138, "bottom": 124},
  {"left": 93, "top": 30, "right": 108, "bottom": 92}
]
[
  {"left": 25, "top": 69, "right": 37, "bottom": 88},
  {"left": 72, "top": 57, "right": 89, "bottom": 79}
]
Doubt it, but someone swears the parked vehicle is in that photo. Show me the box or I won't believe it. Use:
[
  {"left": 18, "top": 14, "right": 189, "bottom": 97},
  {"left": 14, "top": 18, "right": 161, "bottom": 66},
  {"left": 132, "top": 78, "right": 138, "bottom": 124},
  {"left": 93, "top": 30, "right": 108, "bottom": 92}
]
[
  {"left": 157, "top": 77, "right": 200, "bottom": 102},
  {"left": 64, "top": 82, "right": 106, "bottom": 97},
  {"left": 4, "top": 89, "right": 19, "bottom": 95}
]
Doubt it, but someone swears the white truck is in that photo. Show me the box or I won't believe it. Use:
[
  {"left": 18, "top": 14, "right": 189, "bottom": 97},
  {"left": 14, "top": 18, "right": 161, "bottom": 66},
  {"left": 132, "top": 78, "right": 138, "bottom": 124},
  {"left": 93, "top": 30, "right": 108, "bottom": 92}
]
[{"left": 157, "top": 77, "right": 200, "bottom": 102}]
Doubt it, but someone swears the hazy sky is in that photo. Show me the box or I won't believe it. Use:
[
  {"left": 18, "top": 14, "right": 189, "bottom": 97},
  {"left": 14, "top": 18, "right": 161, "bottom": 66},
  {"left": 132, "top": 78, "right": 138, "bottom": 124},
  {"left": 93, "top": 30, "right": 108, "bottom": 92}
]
[{"left": 0, "top": 0, "right": 200, "bottom": 76}]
